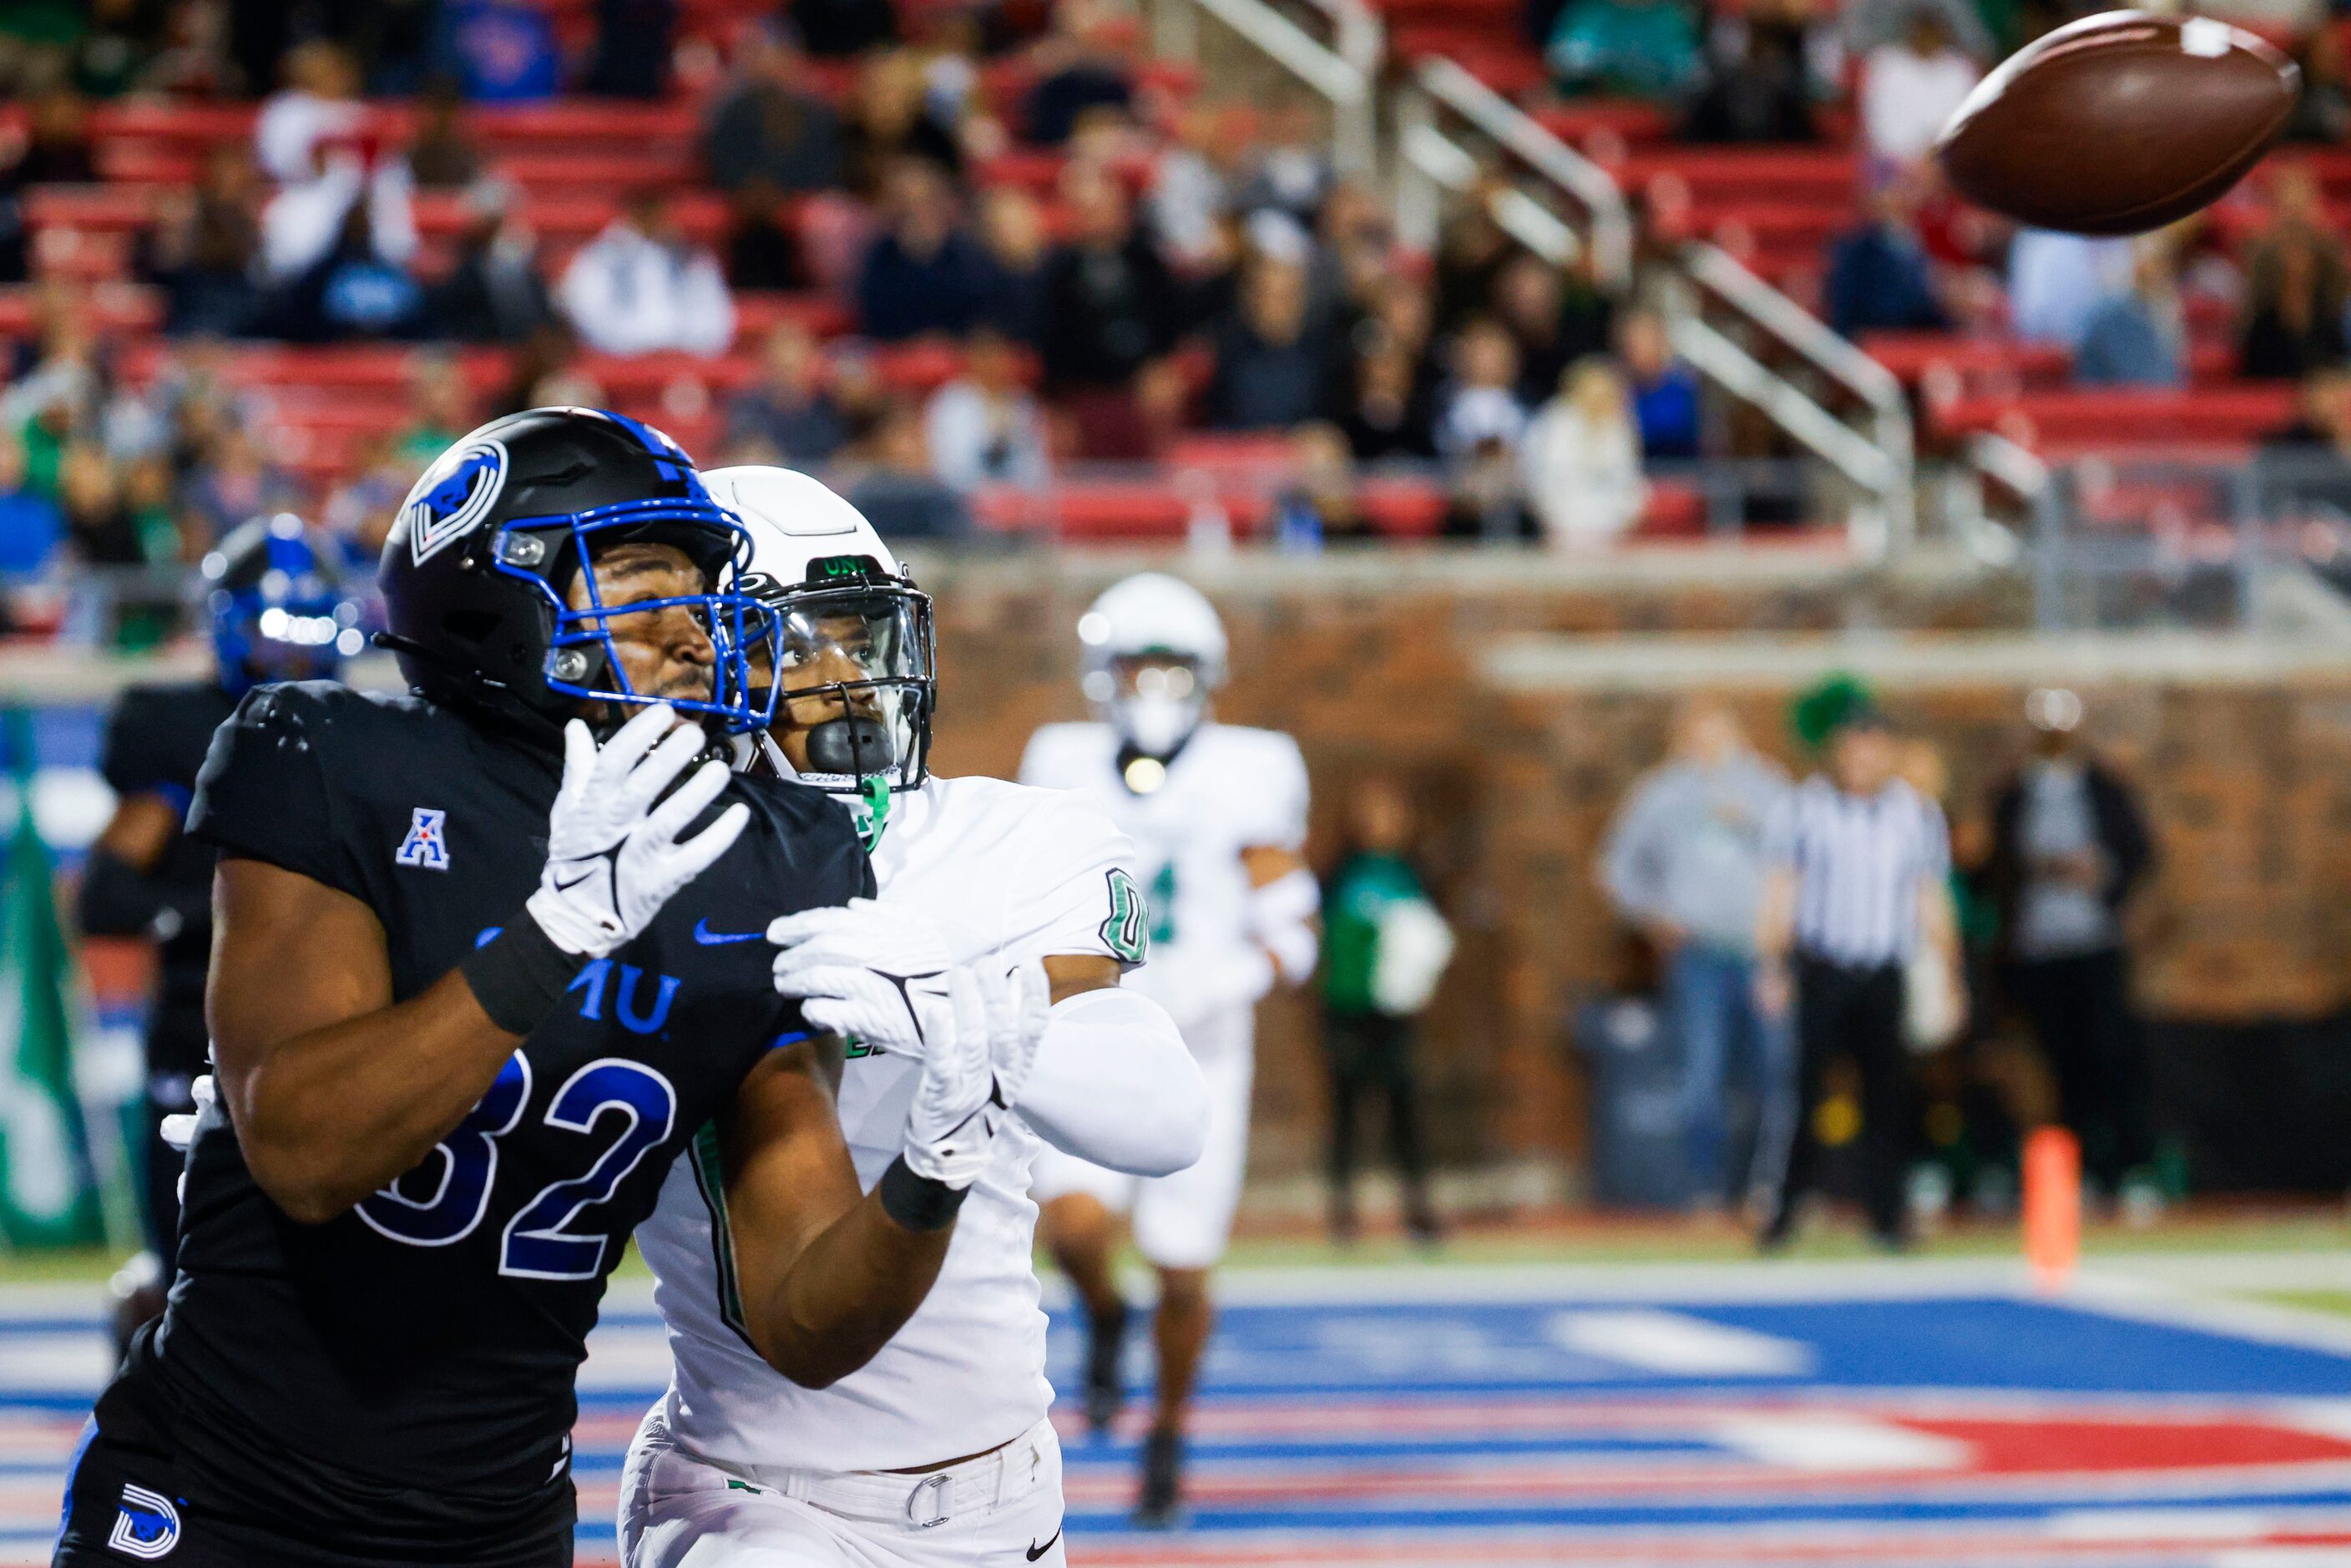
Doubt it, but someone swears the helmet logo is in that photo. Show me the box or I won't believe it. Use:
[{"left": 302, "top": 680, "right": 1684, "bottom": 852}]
[{"left": 401, "top": 438, "right": 510, "bottom": 566}]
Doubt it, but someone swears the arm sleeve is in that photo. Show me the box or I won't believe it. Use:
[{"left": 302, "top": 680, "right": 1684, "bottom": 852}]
[
  {"left": 185, "top": 685, "right": 369, "bottom": 902},
  {"left": 1017, "top": 986, "right": 1207, "bottom": 1176},
  {"left": 1236, "top": 733, "right": 1311, "bottom": 852},
  {"left": 1011, "top": 796, "right": 1148, "bottom": 969}
]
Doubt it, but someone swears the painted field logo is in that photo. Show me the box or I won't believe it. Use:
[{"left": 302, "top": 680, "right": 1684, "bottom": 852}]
[
  {"left": 108, "top": 1483, "right": 180, "bottom": 1560},
  {"left": 1100, "top": 867, "right": 1150, "bottom": 964}
]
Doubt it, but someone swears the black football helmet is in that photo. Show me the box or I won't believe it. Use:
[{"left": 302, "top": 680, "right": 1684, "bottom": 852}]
[{"left": 377, "top": 407, "right": 781, "bottom": 736}]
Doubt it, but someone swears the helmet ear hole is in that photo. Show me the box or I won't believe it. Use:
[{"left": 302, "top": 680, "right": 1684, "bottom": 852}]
[{"left": 442, "top": 609, "right": 499, "bottom": 643}]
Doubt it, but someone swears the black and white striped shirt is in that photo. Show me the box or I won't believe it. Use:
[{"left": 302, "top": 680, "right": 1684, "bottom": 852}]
[{"left": 1763, "top": 776, "right": 1950, "bottom": 969}]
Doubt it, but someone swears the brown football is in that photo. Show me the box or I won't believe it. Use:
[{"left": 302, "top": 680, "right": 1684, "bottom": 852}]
[{"left": 1934, "top": 10, "right": 2299, "bottom": 236}]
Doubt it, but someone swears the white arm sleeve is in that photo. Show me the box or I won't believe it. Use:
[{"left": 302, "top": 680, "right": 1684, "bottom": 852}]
[{"left": 1018, "top": 986, "right": 1207, "bottom": 1177}]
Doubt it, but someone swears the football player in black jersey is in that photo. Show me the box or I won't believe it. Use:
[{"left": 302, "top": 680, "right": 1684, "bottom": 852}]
[
  {"left": 56, "top": 408, "right": 1040, "bottom": 1568},
  {"left": 78, "top": 514, "right": 362, "bottom": 1339}
]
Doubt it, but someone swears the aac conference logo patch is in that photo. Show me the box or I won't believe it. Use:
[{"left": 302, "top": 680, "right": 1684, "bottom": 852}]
[
  {"left": 401, "top": 438, "right": 509, "bottom": 566},
  {"left": 107, "top": 1482, "right": 180, "bottom": 1560}
]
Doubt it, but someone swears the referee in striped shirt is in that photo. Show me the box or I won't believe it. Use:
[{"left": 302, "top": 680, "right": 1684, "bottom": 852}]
[{"left": 1754, "top": 701, "right": 1962, "bottom": 1250}]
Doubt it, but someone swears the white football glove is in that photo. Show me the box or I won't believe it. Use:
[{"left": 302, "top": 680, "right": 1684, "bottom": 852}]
[
  {"left": 526, "top": 705, "right": 749, "bottom": 958},
  {"left": 896, "top": 961, "right": 1050, "bottom": 1190},
  {"left": 159, "top": 1073, "right": 215, "bottom": 1155},
  {"left": 766, "top": 898, "right": 952, "bottom": 1055}
]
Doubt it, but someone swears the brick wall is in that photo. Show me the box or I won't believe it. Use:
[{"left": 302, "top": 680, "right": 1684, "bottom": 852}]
[{"left": 910, "top": 549, "right": 2351, "bottom": 1192}]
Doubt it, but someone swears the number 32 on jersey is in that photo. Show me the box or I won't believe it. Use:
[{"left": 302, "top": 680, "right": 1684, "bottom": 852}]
[{"left": 356, "top": 1051, "right": 677, "bottom": 1281}]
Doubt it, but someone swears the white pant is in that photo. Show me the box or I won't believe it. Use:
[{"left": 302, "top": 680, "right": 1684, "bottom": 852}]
[
  {"left": 619, "top": 1406, "right": 1066, "bottom": 1568},
  {"left": 1029, "top": 1014, "right": 1252, "bottom": 1270}
]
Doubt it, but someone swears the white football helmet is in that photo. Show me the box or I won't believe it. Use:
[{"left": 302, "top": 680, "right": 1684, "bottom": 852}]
[
  {"left": 705, "top": 466, "right": 936, "bottom": 807},
  {"left": 1078, "top": 572, "right": 1226, "bottom": 759}
]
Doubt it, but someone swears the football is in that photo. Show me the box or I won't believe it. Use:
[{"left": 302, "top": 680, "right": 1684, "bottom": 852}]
[{"left": 1934, "top": 10, "right": 2300, "bottom": 236}]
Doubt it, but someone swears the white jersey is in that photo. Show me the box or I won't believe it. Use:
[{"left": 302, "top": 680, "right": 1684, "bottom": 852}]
[
  {"left": 1019, "top": 721, "right": 1309, "bottom": 1048},
  {"left": 635, "top": 773, "right": 1141, "bottom": 1475}
]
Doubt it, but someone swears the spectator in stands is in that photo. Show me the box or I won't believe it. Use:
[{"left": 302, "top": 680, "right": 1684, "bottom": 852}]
[
  {"left": 1338, "top": 336, "right": 1438, "bottom": 462},
  {"left": 261, "top": 191, "right": 426, "bottom": 341},
  {"left": 498, "top": 321, "right": 605, "bottom": 414},
  {"left": 1824, "top": 177, "right": 1950, "bottom": 339},
  {"left": 1436, "top": 318, "right": 1529, "bottom": 460},
  {"left": 1858, "top": 5, "right": 1981, "bottom": 172},
  {"left": 843, "top": 48, "right": 963, "bottom": 199},
  {"left": 1521, "top": 357, "right": 1647, "bottom": 549},
  {"left": 1492, "top": 253, "right": 1600, "bottom": 408},
  {"left": 255, "top": 40, "right": 363, "bottom": 185},
  {"left": 705, "top": 22, "right": 844, "bottom": 197},
  {"left": 1272, "top": 422, "right": 1374, "bottom": 549},
  {"left": 1039, "top": 160, "right": 1183, "bottom": 459},
  {"left": 1151, "top": 102, "right": 1249, "bottom": 273},
  {"left": 1433, "top": 191, "right": 1514, "bottom": 336},
  {"left": 0, "top": 428, "right": 61, "bottom": 575},
  {"left": 71, "top": 0, "right": 169, "bottom": 99},
  {"left": 584, "top": 0, "right": 676, "bottom": 99},
  {"left": 16, "top": 82, "right": 98, "bottom": 184},
  {"left": 857, "top": 159, "right": 993, "bottom": 341},
  {"left": 1206, "top": 252, "right": 1337, "bottom": 432},
  {"left": 1233, "top": 99, "right": 1334, "bottom": 230},
  {"left": 847, "top": 400, "right": 973, "bottom": 541},
  {"left": 559, "top": 188, "right": 736, "bottom": 357},
  {"left": 726, "top": 183, "right": 807, "bottom": 291},
  {"left": 1841, "top": 0, "right": 1989, "bottom": 65},
  {"left": 726, "top": 320, "right": 851, "bottom": 466},
  {"left": 1315, "top": 182, "right": 1401, "bottom": 325},
  {"left": 924, "top": 326, "right": 1050, "bottom": 493},
  {"left": 324, "top": 432, "right": 411, "bottom": 559},
  {"left": 2239, "top": 175, "right": 2350, "bottom": 381},
  {"left": 975, "top": 185, "right": 1050, "bottom": 347},
  {"left": 147, "top": 143, "right": 265, "bottom": 338},
  {"left": 427, "top": 177, "right": 555, "bottom": 343},
  {"left": 1984, "top": 690, "right": 2158, "bottom": 1206},
  {"left": 259, "top": 120, "right": 421, "bottom": 289},
  {"left": 2075, "top": 238, "right": 2185, "bottom": 388},
  {"left": 443, "top": 0, "right": 561, "bottom": 103},
  {"left": 1602, "top": 697, "right": 1790, "bottom": 1209},
  {"left": 2008, "top": 229, "right": 2131, "bottom": 349},
  {"left": 396, "top": 353, "right": 477, "bottom": 467},
  {"left": 793, "top": 0, "right": 898, "bottom": 57},
  {"left": 1685, "top": 0, "right": 1820, "bottom": 144},
  {"left": 58, "top": 442, "right": 151, "bottom": 566},
  {"left": 1024, "top": 0, "right": 1135, "bottom": 149},
  {"left": 1546, "top": 0, "right": 1702, "bottom": 102},
  {"left": 406, "top": 78, "right": 483, "bottom": 189},
  {"left": 1442, "top": 434, "right": 1539, "bottom": 541},
  {"left": 180, "top": 427, "right": 292, "bottom": 546},
  {"left": 1617, "top": 306, "right": 1702, "bottom": 460},
  {"left": 2288, "top": 27, "right": 2351, "bottom": 144}
]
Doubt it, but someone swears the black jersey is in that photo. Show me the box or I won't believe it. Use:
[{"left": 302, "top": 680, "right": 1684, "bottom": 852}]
[
  {"left": 95, "top": 680, "right": 238, "bottom": 1075},
  {"left": 102, "top": 681, "right": 870, "bottom": 1560}
]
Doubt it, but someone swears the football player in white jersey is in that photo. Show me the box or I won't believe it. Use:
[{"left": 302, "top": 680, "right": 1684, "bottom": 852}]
[
  {"left": 1020, "top": 572, "right": 1318, "bottom": 1525},
  {"left": 618, "top": 468, "right": 1212, "bottom": 1568}
]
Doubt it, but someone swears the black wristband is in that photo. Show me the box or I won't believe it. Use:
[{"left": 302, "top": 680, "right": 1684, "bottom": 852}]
[
  {"left": 460, "top": 915, "right": 584, "bottom": 1036},
  {"left": 877, "top": 1155, "right": 967, "bottom": 1233}
]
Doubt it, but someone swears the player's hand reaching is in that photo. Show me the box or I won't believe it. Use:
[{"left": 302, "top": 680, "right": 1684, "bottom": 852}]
[
  {"left": 765, "top": 898, "right": 951, "bottom": 1055},
  {"left": 895, "top": 961, "right": 1049, "bottom": 1191},
  {"left": 527, "top": 704, "right": 748, "bottom": 958}
]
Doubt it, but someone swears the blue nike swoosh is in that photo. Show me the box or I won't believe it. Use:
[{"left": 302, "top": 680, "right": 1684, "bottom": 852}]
[{"left": 692, "top": 919, "right": 766, "bottom": 946}]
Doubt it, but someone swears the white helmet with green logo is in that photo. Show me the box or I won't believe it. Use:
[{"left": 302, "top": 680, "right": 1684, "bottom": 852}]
[
  {"left": 1079, "top": 572, "right": 1226, "bottom": 759},
  {"left": 705, "top": 466, "right": 936, "bottom": 819}
]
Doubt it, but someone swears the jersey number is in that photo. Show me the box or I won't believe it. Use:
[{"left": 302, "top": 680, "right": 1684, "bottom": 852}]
[
  {"left": 356, "top": 1053, "right": 676, "bottom": 1281},
  {"left": 1150, "top": 861, "right": 1179, "bottom": 946}
]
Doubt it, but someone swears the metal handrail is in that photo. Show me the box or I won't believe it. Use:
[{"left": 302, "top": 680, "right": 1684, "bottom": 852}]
[
  {"left": 1154, "top": 0, "right": 1380, "bottom": 176},
  {"left": 1409, "top": 57, "right": 1634, "bottom": 290}
]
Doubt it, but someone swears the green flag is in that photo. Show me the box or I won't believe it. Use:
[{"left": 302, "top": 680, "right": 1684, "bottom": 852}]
[{"left": 0, "top": 710, "right": 106, "bottom": 1248}]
